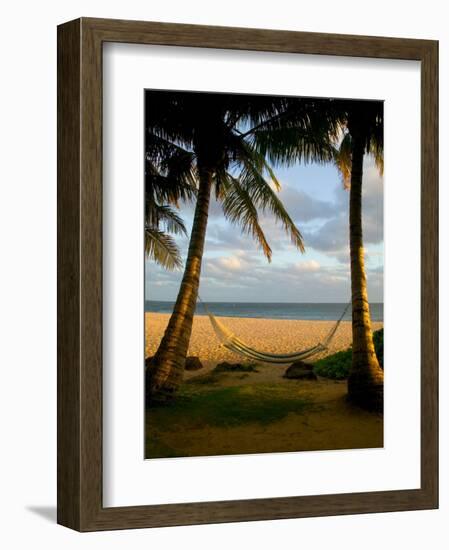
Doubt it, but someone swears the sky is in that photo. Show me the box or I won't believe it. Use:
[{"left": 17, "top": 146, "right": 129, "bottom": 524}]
[{"left": 145, "top": 156, "right": 383, "bottom": 303}]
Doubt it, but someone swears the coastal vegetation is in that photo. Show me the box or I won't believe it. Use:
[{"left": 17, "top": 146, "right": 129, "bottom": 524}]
[{"left": 313, "top": 328, "right": 384, "bottom": 380}]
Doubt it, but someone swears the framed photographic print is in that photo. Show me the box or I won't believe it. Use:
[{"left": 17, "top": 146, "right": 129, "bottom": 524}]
[{"left": 57, "top": 17, "right": 438, "bottom": 531}]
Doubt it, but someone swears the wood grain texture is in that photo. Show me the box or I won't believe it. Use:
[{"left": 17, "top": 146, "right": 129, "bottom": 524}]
[
  {"left": 57, "top": 17, "right": 439, "bottom": 532},
  {"left": 57, "top": 19, "right": 81, "bottom": 531},
  {"left": 420, "top": 41, "right": 439, "bottom": 503},
  {"left": 84, "top": 17, "right": 433, "bottom": 59}
]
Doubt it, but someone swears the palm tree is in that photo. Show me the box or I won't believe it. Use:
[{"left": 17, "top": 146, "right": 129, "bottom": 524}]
[
  {"left": 145, "top": 92, "right": 336, "bottom": 400},
  {"left": 144, "top": 132, "right": 197, "bottom": 270},
  {"left": 145, "top": 198, "right": 186, "bottom": 271},
  {"left": 251, "top": 97, "right": 384, "bottom": 411},
  {"left": 334, "top": 100, "right": 384, "bottom": 412}
]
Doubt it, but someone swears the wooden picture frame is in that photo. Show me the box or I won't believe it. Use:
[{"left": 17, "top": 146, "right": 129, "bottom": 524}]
[{"left": 57, "top": 17, "right": 438, "bottom": 531}]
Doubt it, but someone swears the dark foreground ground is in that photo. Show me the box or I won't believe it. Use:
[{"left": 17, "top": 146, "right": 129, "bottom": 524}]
[{"left": 145, "top": 363, "right": 383, "bottom": 459}]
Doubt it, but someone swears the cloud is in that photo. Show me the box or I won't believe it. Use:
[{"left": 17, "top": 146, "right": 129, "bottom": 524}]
[
  {"left": 205, "top": 223, "right": 262, "bottom": 253},
  {"left": 208, "top": 252, "right": 259, "bottom": 273},
  {"left": 217, "top": 256, "right": 243, "bottom": 271},
  {"left": 276, "top": 186, "right": 335, "bottom": 223},
  {"left": 203, "top": 163, "right": 382, "bottom": 265},
  {"left": 303, "top": 214, "right": 348, "bottom": 252},
  {"left": 302, "top": 158, "right": 383, "bottom": 260},
  {"left": 146, "top": 156, "right": 384, "bottom": 302},
  {"left": 294, "top": 260, "right": 320, "bottom": 272},
  {"left": 146, "top": 250, "right": 383, "bottom": 303},
  {"left": 204, "top": 253, "right": 262, "bottom": 283},
  {"left": 181, "top": 179, "right": 336, "bottom": 225}
]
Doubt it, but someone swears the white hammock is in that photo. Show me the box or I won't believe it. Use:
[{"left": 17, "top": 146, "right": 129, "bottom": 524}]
[{"left": 199, "top": 299, "right": 350, "bottom": 365}]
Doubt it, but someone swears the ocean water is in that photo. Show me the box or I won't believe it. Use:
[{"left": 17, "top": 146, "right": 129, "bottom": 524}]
[{"left": 145, "top": 301, "right": 384, "bottom": 322}]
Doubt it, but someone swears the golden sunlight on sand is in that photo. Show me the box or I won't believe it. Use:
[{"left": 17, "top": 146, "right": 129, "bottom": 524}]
[{"left": 145, "top": 313, "right": 383, "bottom": 370}]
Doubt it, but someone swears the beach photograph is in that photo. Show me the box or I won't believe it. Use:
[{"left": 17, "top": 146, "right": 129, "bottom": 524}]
[{"left": 144, "top": 90, "right": 384, "bottom": 459}]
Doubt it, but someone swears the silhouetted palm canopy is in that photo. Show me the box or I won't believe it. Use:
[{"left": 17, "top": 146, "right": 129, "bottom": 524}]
[
  {"left": 333, "top": 100, "right": 383, "bottom": 186},
  {"left": 145, "top": 92, "right": 340, "bottom": 260},
  {"left": 145, "top": 91, "right": 341, "bottom": 400},
  {"left": 145, "top": 144, "right": 196, "bottom": 270}
]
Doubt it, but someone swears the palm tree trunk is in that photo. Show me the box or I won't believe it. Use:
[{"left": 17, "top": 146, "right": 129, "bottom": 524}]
[
  {"left": 347, "top": 132, "right": 384, "bottom": 411},
  {"left": 147, "top": 165, "right": 212, "bottom": 400}
]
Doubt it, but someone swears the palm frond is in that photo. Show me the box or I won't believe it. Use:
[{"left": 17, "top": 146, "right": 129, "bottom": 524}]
[
  {"left": 145, "top": 199, "right": 187, "bottom": 270},
  {"left": 342, "top": 98, "right": 384, "bottom": 178},
  {"left": 334, "top": 132, "right": 352, "bottom": 188},
  {"left": 220, "top": 175, "right": 273, "bottom": 261},
  {"left": 242, "top": 99, "right": 342, "bottom": 163},
  {"left": 144, "top": 227, "right": 184, "bottom": 271},
  {"left": 145, "top": 91, "right": 364, "bottom": 267},
  {"left": 374, "top": 152, "right": 384, "bottom": 177},
  {"left": 145, "top": 135, "right": 197, "bottom": 205},
  {"left": 238, "top": 163, "right": 305, "bottom": 254},
  {"left": 251, "top": 125, "right": 336, "bottom": 167},
  {"left": 221, "top": 137, "right": 305, "bottom": 258},
  {"left": 366, "top": 105, "right": 384, "bottom": 177},
  {"left": 145, "top": 199, "right": 187, "bottom": 236},
  {"left": 227, "top": 133, "right": 281, "bottom": 190}
]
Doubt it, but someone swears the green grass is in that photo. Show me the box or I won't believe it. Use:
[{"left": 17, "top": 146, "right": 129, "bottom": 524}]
[
  {"left": 146, "top": 383, "right": 312, "bottom": 457},
  {"left": 146, "top": 331, "right": 384, "bottom": 457},
  {"left": 148, "top": 384, "right": 310, "bottom": 429},
  {"left": 313, "top": 328, "right": 384, "bottom": 380}
]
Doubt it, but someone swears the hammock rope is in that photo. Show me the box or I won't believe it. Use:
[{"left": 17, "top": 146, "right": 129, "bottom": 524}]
[{"left": 198, "top": 298, "right": 351, "bottom": 365}]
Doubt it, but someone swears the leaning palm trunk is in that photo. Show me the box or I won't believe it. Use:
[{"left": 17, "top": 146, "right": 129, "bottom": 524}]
[
  {"left": 347, "top": 131, "right": 384, "bottom": 411},
  {"left": 147, "top": 166, "right": 212, "bottom": 399}
]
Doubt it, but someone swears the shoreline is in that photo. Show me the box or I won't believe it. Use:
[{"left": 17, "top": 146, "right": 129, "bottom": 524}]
[{"left": 151, "top": 312, "right": 367, "bottom": 322}]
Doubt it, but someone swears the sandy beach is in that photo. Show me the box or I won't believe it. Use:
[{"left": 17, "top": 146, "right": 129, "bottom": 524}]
[
  {"left": 145, "top": 313, "right": 384, "bottom": 458},
  {"left": 145, "top": 312, "right": 383, "bottom": 371}
]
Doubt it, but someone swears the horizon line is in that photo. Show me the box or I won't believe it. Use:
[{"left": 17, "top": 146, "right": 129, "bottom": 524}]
[{"left": 145, "top": 299, "right": 384, "bottom": 305}]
